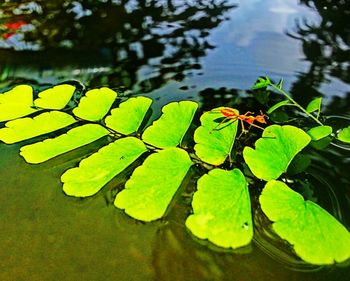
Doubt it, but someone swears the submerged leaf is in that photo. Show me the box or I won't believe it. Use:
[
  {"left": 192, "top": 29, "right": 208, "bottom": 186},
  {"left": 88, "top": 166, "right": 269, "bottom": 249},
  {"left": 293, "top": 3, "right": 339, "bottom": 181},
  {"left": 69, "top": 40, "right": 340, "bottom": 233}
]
[
  {"left": 105, "top": 96, "right": 152, "bottom": 134},
  {"left": 307, "top": 125, "right": 332, "bottom": 141},
  {"left": 243, "top": 125, "right": 311, "bottom": 181},
  {"left": 61, "top": 137, "right": 147, "bottom": 197},
  {"left": 186, "top": 168, "right": 253, "bottom": 249},
  {"left": 194, "top": 108, "right": 238, "bottom": 165},
  {"left": 34, "top": 84, "right": 76, "bottom": 110},
  {"left": 0, "top": 111, "right": 76, "bottom": 144},
  {"left": 142, "top": 101, "right": 198, "bottom": 148},
  {"left": 115, "top": 148, "right": 192, "bottom": 222},
  {"left": 0, "top": 85, "right": 37, "bottom": 121},
  {"left": 306, "top": 97, "right": 322, "bottom": 113},
  {"left": 337, "top": 126, "right": 350, "bottom": 144},
  {"left": 20, "top": 124, "right": 109, "bottom": 164},
  {"left": 260, "top": 180, "right": 350, "bottom": 265},
  {"left": 73, "top": 87, "right": 117, "bottom": 121}
]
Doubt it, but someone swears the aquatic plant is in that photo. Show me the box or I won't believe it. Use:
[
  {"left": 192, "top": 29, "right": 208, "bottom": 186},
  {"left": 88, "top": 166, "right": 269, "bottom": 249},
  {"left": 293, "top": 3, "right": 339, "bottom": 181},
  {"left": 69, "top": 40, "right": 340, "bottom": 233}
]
[{"left": 0, "top": 78, "right": 349, "bottom": 265}]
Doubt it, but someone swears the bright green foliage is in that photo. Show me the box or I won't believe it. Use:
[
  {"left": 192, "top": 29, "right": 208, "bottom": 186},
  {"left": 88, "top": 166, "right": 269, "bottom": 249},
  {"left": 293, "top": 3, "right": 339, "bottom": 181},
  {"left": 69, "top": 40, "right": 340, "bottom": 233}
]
[
  {"left": 73, "top": 87, "right": 117, "bottom": 121},
  {"left": 260, "top": 180, "right": 350, "bottom": 265},
  {"left": 105, "top": 96, "right": 152, "bottom": 135},
  {"left": 267, "top": 100, "right": 291, "bottom": 114},
  {"left": 306, "top": 97, "right": 322, "bottom": 113},
  {"left": 61, "top": 137, "right": 147, "bottom": 197},
  {"left": 251, "top": 76, "right": 271, "bottom": 89},
  {"left": 0, "top": 111, "right": 76, "bottom": 144},
  {"left": 243, "top": 125, "right": 311, "bottom": 181},
  {"left": 186, "top": 168, "right": 253, "bottom": 249},
  {"left": 307, "top": 125, "right": 332, "bottom": 141},
  {"left": 34, "top": 84, "right": 76, "bottom": 110},
  {"left": 337, "top": 126, "right": 350, "bottom": 144},
  {"left": 114, "top": 148, "right": 192, "bottom": 221},
  {"left": 194, "top": 108, "right": 238, "bottom": 165},
  {"left": 20, "top": 124, "right": 109, "bottom": 164},
  {"left": 142, "top": 101, "right": 198, "bottom": 148},
  {"left": 0, "top": 85, "right": 38, "bottom": 121}
]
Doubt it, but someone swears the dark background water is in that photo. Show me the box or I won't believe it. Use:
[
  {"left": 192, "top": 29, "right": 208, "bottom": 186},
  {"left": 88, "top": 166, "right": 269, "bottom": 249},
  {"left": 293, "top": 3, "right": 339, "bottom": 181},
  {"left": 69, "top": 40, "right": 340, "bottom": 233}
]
[{"left": 0, "top": 1, "right": 350, "bottom": 280}]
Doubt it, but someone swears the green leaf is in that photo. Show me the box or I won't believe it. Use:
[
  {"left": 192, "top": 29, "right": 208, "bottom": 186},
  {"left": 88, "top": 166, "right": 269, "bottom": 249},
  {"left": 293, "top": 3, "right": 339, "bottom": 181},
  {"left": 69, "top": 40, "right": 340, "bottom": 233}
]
[
  {"left": 115, "top": 147, "right": 192, "bottom": 222},
  {"left": 61, "top": 137, "right": 147, "bottom": 197},
  {"left": 276, "top": 78, "right": 284, "bottom": 90},
  {"left": 105, "top": 96, "right": 152, "bottom": 135},
  {"left": 267, "top": 100, "right": 291, "bottom": 114},
  {"left": 243, "top": 125, "right": 311, "bottom": 181},
  {"left": 0, "top": 111, "right": 76, "bottom": 144},
  {"left": 252, "top": 76, "right": 271, "bottom": 90},
  {"left": 307, "top": 125, "right": 332, "bottom": 141},
  {"left": 0, "top": 85, "right": 38, "bottom": 121},
  {"left": 186, "top": 168, "right": 253, "bottom": 249},
  {"left": 337, "top": 126, "right": 350, "bottom": 144},
  {"left": 34, "top": 84, "right": 76, "bottom": 110},
  {"left": 20, "top": 124, "right": 109, "bottom": 164},
  {"left": 73, "top": 87, "right": 117, "bottom": 121},
  {"left": 260, "top": 180, "right": 350, "bottom": 265},
  {"left": 306, "top": 97, "right": 322, "bottom": 113},
  {"left": 194, "top": 108, "right": 238, "bottom": 165},
  {"left": 142, "top": 101, "right": 198, "bottom": 148}
]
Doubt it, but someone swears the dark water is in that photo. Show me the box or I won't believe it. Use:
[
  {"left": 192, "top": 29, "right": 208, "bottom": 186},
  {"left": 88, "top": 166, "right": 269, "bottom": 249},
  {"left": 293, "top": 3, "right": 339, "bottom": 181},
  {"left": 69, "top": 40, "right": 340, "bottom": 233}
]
[{"left": 0, "top": 1, "right": 350, "bottom": 280}]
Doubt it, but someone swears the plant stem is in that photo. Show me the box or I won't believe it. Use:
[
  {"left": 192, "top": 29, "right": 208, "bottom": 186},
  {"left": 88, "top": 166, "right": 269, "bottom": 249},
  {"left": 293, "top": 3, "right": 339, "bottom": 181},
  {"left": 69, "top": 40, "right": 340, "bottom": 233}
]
[{"left": 269, "top": 83, "right": 324, "bottom": 126}]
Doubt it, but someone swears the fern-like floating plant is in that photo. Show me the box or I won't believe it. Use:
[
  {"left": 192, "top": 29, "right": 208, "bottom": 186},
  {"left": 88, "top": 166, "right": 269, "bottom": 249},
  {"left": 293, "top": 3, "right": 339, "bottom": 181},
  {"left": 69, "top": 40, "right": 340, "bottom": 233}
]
[{"left": 1, "top": 81, "right": 350, "bottom": 265}]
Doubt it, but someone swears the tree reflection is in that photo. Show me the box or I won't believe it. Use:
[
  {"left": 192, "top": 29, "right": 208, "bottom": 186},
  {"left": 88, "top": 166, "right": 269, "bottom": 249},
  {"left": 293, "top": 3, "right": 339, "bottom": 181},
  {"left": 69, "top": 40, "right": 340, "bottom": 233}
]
[
  {"left": 0, "top": 0, "right": 235, "bottom": 92},
  {"left": 288, "top": 0, "right": 350, "bottom": 108}
]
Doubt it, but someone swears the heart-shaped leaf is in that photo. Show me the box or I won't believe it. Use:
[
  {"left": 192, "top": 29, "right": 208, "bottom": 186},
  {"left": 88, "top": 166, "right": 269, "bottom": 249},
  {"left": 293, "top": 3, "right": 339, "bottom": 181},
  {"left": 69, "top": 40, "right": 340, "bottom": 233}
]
[
  {"left": 186, "top": 168, "right": 253, "bottom": 249},
  {"left": 20, "top": 124, "right": 109, "bottom": 164},
  {"left": 243, "top": 125, "right": 311, "bottom": 181},
  {"left": 0, "top": 85, "right": 38, "bottom": 121},
  {"left": 260, "top": 180, "right": 350, "bottom": 265},
  {"left": 194, "top": 108, "right": 238, "bottom": 165},
  {"left": 0, "top": 111, "right": 76, "bottom": 144},
  {"left": 115, "top": 147, "right": 192, "bottom": 221},
  {"left": 105, "top": 96, "right": 152, "bottom": 135},
  {"left": 142, "top": 101, "right": 198, "bottom": 148},
  {"left": 34, "top": 84, "right": 76, "bottom": 110},
  {"left": 61, "top": 137, "right": 147, "bottom": 197},
  {"left": 73, "top": 87, "right": 117, "bottom": 121}
]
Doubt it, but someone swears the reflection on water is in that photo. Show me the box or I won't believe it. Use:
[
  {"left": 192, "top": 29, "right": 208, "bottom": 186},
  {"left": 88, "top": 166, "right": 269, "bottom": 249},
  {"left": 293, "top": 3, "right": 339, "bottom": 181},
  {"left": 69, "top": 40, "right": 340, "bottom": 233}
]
[{"left": 1, "top": 1, "right": 350, "bottom": 281}]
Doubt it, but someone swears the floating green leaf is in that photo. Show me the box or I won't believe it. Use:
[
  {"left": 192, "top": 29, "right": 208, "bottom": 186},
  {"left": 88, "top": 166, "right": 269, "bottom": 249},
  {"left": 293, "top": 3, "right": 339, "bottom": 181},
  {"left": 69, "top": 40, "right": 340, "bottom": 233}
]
[
  {"left": 243, "top": 125, "right": 311, "bottom": 181},
  {"left": 20, "top": 124, "right": 109, "bottom": 164},
  {"left": 186, "top": 168, "right": 253, "bottom": 249},
  {"left": 0, "top": 111, "right": 76, "bottom": 144},
  {"left": 337, "top": 126, "right": 350, "bottom": 144},
  {"left": 0, "top": 85, "right": 38, "bottom": 121},
  {"left": 267, "top": 100, "right": 292, "bottom": 114},
  {"left": 34, "top": 84, "right": 76, "bottom": 110},
  {"left": 306, "top": 97, "right": 322, "bottom": 113},
  {"left": 115, "top": 148, "right": 192, "bottom": 222},
  {"left": 307, "top": 125, "right": 332, "bottom": 141},
  {"left": 73, "top": 87, "right": 117, "bottom": 121},
  {"left": 260, "top": 180, "right": 350, "bottom": 265},
  {"left": 194, "top": 108, "right": 238, "bottom": 165},
  {"left": 105, "top": 96, "right": 152, "bottom": 134},
  {"left": 142, "top": 101, "right": 198, "bottom": 148},
  {"left": 61, "top": 137, "right": 147, "bottom": 197}
]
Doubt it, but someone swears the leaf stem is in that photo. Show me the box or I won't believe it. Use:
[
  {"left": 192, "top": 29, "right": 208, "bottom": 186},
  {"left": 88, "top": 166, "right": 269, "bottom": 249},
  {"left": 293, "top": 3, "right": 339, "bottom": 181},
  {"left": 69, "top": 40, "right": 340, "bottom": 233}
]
[{"left": 269, "top": 83, "right": 324, "bottom": 126}]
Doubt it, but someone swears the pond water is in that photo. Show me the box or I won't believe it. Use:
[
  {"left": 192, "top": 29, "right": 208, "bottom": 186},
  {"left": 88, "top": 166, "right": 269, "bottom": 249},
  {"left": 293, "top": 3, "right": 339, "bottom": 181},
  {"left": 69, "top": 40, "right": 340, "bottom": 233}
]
[{"left": 0, "top": 1, "right": 350, "bottom": 280}]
